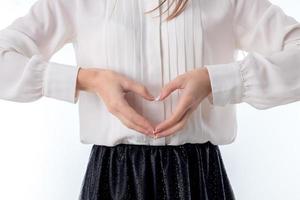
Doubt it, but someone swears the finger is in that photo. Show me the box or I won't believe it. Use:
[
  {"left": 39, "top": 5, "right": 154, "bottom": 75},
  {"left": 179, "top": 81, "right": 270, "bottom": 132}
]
[
  {"left": 122, "top": 79, "right": 155, "bottom": 101},
  {"left": 158, "top": 77, "right": 183, "bottom": 101},
  {"left": 155, "top": 107, "right": 194, "bottom": 138},
  {"left": 116, "top": 98, "right": 155, "bottom": 134},
  {"left": 103, "top": 92, "right": 155, "bottom": 135},
  {"left": 114, "top": 111, "right": 154, "bottom": 137},
  {"left": 155, "top": 94, "right": 195, "bottom": 132}
]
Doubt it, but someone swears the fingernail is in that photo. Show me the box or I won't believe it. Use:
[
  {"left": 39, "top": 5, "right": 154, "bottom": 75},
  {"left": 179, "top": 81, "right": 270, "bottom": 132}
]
[
  {"left": 155, "top": 128, "right": 161, "bottom": 133},
  {"left": 149, "top": 95, "right": 155, "bottom": 100},
  {"left": 154, "top": 134, "right": 158, "bottom": 139},
  {"left": 148, "top": 129, "right": 154, "bottom": 134},
  {"left": 154, "top": 94, "right": 161, "bottom": 101}
]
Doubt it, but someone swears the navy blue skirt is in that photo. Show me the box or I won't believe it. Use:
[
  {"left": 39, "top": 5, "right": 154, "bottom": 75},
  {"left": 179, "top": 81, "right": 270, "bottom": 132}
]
[{"left": 78, "top": 141, "right": 235, "bottom": 200}]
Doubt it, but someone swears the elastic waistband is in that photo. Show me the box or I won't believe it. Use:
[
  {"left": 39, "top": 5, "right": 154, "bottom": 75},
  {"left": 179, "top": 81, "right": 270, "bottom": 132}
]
[{"left": 92, "top": 141, "right": 217, "bottom": 150}]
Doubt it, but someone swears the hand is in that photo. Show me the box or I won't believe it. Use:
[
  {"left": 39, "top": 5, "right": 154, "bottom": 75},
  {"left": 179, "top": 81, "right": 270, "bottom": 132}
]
[
  {"left": 76, "top": 67, "right": 156, "bottom": 137},
  {"left": 153, "top": 67, "right": 212, "bottom": 138}
]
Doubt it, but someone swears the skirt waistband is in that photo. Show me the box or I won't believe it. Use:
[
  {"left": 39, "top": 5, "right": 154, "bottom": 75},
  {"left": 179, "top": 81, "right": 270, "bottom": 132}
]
[{"left": 92, "top": 141, "right": 217, "bottom": 149}]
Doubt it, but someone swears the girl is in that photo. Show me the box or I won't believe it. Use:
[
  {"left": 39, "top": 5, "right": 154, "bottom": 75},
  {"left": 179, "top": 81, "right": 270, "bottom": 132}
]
[{"left": 1, "top": 0, "right": 300, "bottom": 199}]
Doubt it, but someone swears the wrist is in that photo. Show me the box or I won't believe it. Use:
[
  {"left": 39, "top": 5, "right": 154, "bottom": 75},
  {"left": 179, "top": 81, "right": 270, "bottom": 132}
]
[
  {"left": 202, "top": 67, "right": 212, "bottom": 94},
  {"left": 194, "top": 67, "right": 212, "bottom": 95},
  {"left": 76, "top": 67, "right": 99, "bottom": 92}
]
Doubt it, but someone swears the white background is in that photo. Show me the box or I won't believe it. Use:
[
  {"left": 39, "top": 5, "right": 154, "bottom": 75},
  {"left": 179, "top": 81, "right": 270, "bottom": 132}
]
[{"left": 0, "top": 0, "right": 300, "bottom": 199}]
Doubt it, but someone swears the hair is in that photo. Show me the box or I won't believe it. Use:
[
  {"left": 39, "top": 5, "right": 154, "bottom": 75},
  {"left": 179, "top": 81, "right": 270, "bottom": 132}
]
[{"left": 144, "top": 0, "right": 189, "bottom": 21}]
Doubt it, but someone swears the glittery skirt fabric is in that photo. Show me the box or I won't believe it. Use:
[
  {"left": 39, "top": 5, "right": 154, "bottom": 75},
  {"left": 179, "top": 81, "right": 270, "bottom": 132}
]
[{"left": 78, "top": 141, "right": 235, "bottom": 200}]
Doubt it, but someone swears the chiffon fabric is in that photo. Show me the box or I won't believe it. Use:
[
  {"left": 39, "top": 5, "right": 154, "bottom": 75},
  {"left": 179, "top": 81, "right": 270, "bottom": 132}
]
[
  {"left": 78, "top": 141, "right": 235, "bottom": 200},
  {"left": 1, "top": 0, "right": 300, "bottom": 146}
]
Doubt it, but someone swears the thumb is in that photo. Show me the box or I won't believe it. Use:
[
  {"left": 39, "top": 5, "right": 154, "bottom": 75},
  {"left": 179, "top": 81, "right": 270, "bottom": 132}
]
[
  {"left": 124, "top": 80, "right": 155, "bottom": 101},
  {"left": 156, "top": 78, "right": 181, "bottom": 101}
]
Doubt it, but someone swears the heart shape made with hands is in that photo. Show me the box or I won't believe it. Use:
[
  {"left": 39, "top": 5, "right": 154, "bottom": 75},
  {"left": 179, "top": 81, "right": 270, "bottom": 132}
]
[
  {"left": 132, "top": 90, "right": 197, "bottom": 139},
  {"left": 127, "top": 67, "right": 211, "bottom": 138},
  {"left": 120, "top": 67, "right": 211, "bottom": 139}
]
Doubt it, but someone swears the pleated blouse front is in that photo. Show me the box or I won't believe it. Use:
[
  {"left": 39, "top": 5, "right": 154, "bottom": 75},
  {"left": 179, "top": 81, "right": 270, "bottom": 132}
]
[
  {"left": 75, "top": 0, "right": 236, "bottom": 146},
  {"left": 1, "top": 0, "right": 300, "bottom": 146}
]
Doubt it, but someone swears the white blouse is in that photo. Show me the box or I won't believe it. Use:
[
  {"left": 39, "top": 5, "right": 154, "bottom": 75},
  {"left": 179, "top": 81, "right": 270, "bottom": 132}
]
[{"left": 0, "top": 0, "right": 300, "bottom": 146}]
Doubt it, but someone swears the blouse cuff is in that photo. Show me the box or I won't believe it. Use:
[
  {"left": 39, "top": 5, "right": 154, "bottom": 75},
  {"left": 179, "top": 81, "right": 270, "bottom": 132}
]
[
  {"left": 205, "top": 61, "right": 244, "bottom": 106},
  {"left": 43, "top": 60, "right": 80, "bottom": 104}
]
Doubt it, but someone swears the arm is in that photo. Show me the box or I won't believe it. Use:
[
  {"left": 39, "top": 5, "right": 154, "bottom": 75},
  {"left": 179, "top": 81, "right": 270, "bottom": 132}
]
[
  {"left": 0, "top": 0, "right": 80, "bottom": 103},
  {"left": 205, "top": 0, "right": 300, "bottom": 109}
]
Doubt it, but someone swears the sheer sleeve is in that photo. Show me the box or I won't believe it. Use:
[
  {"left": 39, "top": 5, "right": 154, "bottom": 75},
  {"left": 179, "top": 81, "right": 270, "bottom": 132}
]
[
  {"left": 0, "top": 0, "right": 80, "bottom": 103},
  {"left": 205, "top": 0, "right": 300, "bottom": 109}
]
